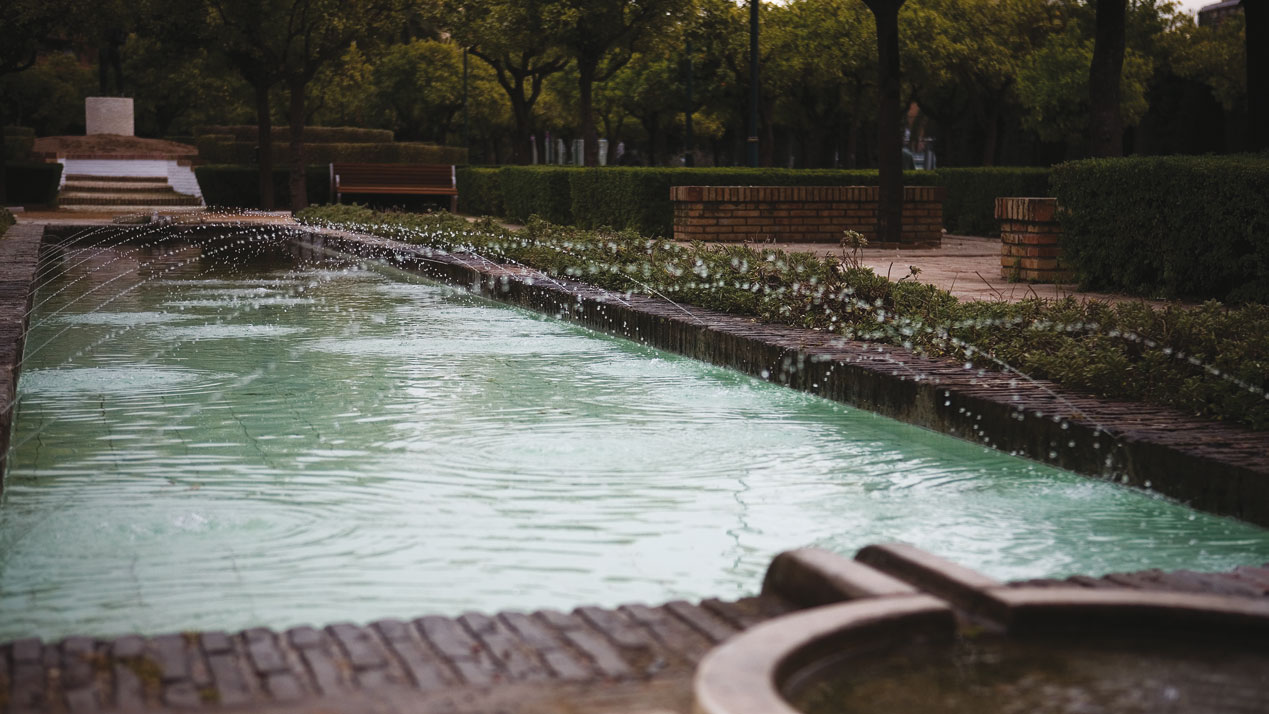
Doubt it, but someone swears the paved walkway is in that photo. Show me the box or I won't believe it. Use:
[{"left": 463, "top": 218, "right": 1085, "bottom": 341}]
[{"left": 746, "top": 235, "right": 1169, "bottom": 305}]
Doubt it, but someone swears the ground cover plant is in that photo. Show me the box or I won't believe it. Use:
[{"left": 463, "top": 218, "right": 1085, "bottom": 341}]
[{"left": 297, "top": 204, "right": 1269, "bottom": 430}]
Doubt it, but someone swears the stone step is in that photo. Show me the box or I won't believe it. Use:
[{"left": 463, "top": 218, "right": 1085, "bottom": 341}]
[
  {"left": 62, "top": 181, "right": 175, "bottom": 193},
  {"left": 64, "top": 173, "right": 171, "bottom": 183},
  {"left": 58, "top": 192, "right": 203, "bottom": 206},
  {"left": 56, "top": 204, "right": 207, "bottom": 213}
]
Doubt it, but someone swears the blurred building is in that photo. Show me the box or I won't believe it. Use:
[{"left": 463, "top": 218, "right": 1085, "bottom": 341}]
[{"left": 1198, "top": 0, "right": 1243, "bottom": 27}]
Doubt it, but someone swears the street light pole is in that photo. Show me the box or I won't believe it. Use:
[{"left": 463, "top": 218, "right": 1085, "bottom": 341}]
[{"left": 748, "top": 0, "right": 759, "bottom": 168}]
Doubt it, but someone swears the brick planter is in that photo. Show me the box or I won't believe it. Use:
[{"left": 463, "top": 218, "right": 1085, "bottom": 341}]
[
  {"left": 996, "top": 197, "right": 1075, "bottom": 283},
  {"left": 671, "top": 185, "right": 945, "bottom": 246}
]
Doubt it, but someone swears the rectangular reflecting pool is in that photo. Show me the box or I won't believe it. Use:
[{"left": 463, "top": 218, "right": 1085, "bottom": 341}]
[{"left": 3, "top": 232, "right": 1268, "bottom": 641}]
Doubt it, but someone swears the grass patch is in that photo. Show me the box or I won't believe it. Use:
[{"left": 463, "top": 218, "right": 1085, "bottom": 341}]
[{"left": 297, "top": 205, "right": 1269, "bottom": 430}]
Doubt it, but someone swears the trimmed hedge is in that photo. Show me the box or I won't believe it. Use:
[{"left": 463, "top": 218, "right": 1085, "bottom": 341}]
[
  {"left": 456, "top": 167, "right": 503, "bottom": 216},
  {"left": 499, "top": 166, "right": 574, "bottom": 224},
  {"left": 4, "top": 162, "right": 62, "bottom": 205},
  {"left": 297, "top": 204, "right": 1269, "bottom": 429},
  {"left": 451, "top": 166, "right": 1046, "bottom": 238},
  {"left": 3, "top": 126, "right": 35, "bottom": 162},
  {"left": 938, "top": 167, "right": 1051, "bottom": 236},
  {"left": 197, "top": 139, "right": 468, "bottom": 166},
  {"left": 1052, "top": 155, "right": 1269, "bottom": 303},
  {"left": 0, "top": 207, "right": 14, "bottom": 235},
  {"left": 193, "top": 125, "right": 395, "bottom": 143},
  {"left": 195, "top": 164, "right": 331, "bottom": 208}
]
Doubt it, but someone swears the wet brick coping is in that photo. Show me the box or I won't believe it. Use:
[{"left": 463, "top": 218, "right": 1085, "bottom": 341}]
[
  {"left": 0, "top": 224, "right": 44, "bottom": 478},
  {"left": 1, "top": 552, "right": 1266, "bottom": 713},
  {"left": 277, "top": 225, "right": 1269, "bottom": 528}
]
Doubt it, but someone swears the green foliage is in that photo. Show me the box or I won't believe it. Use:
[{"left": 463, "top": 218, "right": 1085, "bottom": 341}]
[
  {"left": 196, "top": 140, "right": 467, "bottom": 166},
  {"left": 499, "top": 166, "right": 575, "bottom": 224},
  {"left": 193, "top": 126, "right": 396, "bottom": 143},
  {"left": 297, "top": 204, "right": 1269, "bottom": 429},
  {"left": 1052, "top": 155, "right": 1269, "bottom": 303},
  {"left": 0, "top": 207, "right": 14, "bottom": 236},
  {"left": 0, "top": 53, "right": 95, "bottom": 136},
  {"left": 4, "top": 162, "right": 61, "bottom": 205},
  {"left": 937, "top": 167, "right": 1051, "bottom": 236},
  {"left": 456, "top": 167, "right": 503, "bottom": 216},
  {"left": 194, "top": 164, "right": 330, "bottom": 208},
  {"left": 3, "top": 127, "right": 34, "bottom": 161}
]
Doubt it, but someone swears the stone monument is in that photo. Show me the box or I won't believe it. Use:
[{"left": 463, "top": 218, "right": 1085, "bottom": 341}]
[{"left": 85, "top": 97, "right": 134, "bottom": 136}]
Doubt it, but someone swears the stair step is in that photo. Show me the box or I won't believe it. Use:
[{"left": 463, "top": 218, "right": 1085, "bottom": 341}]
[
  {"left": 59, "top": 193, "right": 202, "bottom": 206},
  {"left": 57, "top": 205, "right": 206, "bottom": 213},
  {"left": 63, "top": 182, "right": 175, "bottom": 193},
  {"left": 64, "top": 174, "right": 171, "bottom": 183}
]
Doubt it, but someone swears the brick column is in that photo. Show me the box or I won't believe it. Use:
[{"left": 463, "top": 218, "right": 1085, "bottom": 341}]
[{"left": 995, "top": 197, "right": 1075, "bottom": 283}]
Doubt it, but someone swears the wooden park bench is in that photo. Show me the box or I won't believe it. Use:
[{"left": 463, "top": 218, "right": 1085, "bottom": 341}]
[{"left": 329, "top": 163, "right": 458, "bottom": 212}]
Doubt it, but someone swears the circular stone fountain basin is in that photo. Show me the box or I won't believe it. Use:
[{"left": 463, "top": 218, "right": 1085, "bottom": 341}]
[{"left": 694, "top": 590, "right": 1269, "bottom": 714}]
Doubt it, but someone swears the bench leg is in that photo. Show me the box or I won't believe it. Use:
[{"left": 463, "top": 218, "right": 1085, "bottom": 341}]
[{"left": 450, "top": 195, "right": 458, "bottom": 214}]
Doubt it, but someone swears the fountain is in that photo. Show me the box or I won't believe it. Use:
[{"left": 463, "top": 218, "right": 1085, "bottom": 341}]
[{"left": 1, "top": 215, "right": 1267, "bottom": 645}]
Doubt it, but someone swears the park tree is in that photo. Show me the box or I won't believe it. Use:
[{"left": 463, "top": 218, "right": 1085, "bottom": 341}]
[
  {"left": 1088, "top": 0, "right": 1127, "bottom": 156},
  {"left": 205, "top": 0, "right": 401, "bottom": 210},
  {"left": 0, "top": 0, "right": 74, "bottom": 204},
  {"left": 901, "top": 0, "right": 1050, "bottom": 166},
  {"left": 861, "top": 0, "right": 905, "bottom": 244},
  {"left": 1245, "top": 0, "right": 1267, "bottom": 151},
  {"left": 440, "top": 0, "right": 571, "bottom": 164},
  {"left": 542, "top": 0, "right": 691, "bottom": 166}
]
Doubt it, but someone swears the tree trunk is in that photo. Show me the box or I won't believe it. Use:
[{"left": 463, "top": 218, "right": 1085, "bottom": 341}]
[
  {"left": 255, "top": 81, "right": 275, "bottom": 211},
  {"left": 867, "top": 0, "right": 905, "bottom": 244},
  {"left": 1246, "top": 0, "right": 1268, "bottom": 152},
  {"left": 0, "top": 122, "right": 8, "bottom": 206},
  {"left": 1088, "top": 0, "right": 1126, "bottom": 157},
  {"left": 982, "top": 101, "right": 1000, "bottom": 166},
  {"left": 846, "top": 116, "right": 860, "bottom": 169},
  {"left": 578, "top": 60, "right": 599, "bottom": 167},
  {"left": 287, "top": 81, "right": 308, "bottom": 211},
  {"left": 509, "top": 83, "right": 533, "bottom": 165}
]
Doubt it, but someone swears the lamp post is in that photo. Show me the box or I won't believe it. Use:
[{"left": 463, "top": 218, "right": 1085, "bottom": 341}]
[{"left": 748, "top": 0, "right": 759, "bottom": 168}]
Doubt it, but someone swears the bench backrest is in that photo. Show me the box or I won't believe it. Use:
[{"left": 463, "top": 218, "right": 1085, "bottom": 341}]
[{"left": 331, "top": 163, "right": 455, "bottom": 190}]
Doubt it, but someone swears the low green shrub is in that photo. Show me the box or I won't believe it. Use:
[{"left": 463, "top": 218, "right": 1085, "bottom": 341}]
[
  {"left": 0, "top": 207, "right": 15, "bottom": 236},
  {"left": 4, "top": 162, "right": 62, "bottom": 205},
  {"left": 197, "top": 139, "right": 467, "bottom": 166},
  {"left": 1052, "top": 155, "right": 1269, "bottom": 303},
  {"left": 193, "top": 125, "right": 395, "bottom": 143},
  {"left": 195, "top": 164, "right": 330, "bottom": 208},
  {"left": 499, "top": 166, "right": 574, "bottom": 224},
  {"left": 3, "top": 127, "right": 35, "bottom": 162},
  {"left": 935, "top": 167, "right": 1051, "bottom": 236},
  {"left": 456, "top": 167, "right": 503, "bottom": 216},
  {"left": 297, "top": 204, "right": 1269, "bottom": 430}
]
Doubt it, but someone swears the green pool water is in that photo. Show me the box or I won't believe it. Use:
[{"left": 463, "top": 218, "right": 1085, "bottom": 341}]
[{"left": 3, "top": 236, "right": 1268, "bottom": 641}]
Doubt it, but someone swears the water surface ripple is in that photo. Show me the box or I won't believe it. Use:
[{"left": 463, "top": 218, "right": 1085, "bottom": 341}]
[{"left": 3, "top": 241, "right": 1268, "bottom": 641}]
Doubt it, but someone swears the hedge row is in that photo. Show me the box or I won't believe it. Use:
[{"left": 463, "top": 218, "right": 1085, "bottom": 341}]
[
  {"left": 453, "top": 166, "right": 1044, "bottom": 236},
  {"left": 937, "top": 167, "right": 1052, "bottom": 237},
  {"left": 196, "top": 139, "right": 468, "bottom": 166},
  {"left": 297, "top": 204, "right": 1269, "bottom": 430},
  {"left": 194, "top": 165, "right": 331, "bottom": 208},
  {"left": 0, "top": 207, "right": 14, "bottom": 236},
  {"left": 4, "top": 162, "right": 62, "bottom": 205},
  {"left": 193, "top": 125, "right": 395, "bottom": 143},
  {"left": 3, "top": 126, "right": 35, "bottom": 162},
  {"left": 1052, "top": 155, "right": 1269, "bottom": 303}
]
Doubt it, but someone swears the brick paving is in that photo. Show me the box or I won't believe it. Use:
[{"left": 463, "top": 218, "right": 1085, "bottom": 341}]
[{"left": 2, "top": 566, "right": 1266, "bottom": 713}]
